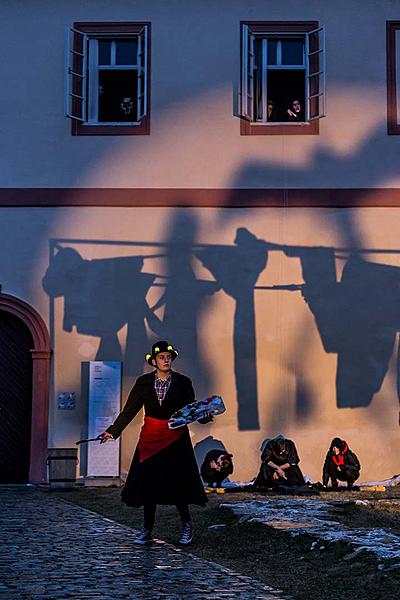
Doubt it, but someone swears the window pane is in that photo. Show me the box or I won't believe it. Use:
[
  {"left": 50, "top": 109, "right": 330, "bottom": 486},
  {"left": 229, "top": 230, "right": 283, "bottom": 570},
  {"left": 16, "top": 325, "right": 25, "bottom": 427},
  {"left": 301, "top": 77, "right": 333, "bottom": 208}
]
[
  {"left": 116, "top": 39, "right": 138, "bottom": 65},
  {"left": 281, "top": 40, "right": 304, "bottom": 65},
  {"left": 267, "top": 40, "right": 277, "bottom": 65},
  {"left": 98, "top": 70, "right": 138, "bottom": 122},
  {"left": 98, "top": 40, "right": 111, "bottom": 65}
]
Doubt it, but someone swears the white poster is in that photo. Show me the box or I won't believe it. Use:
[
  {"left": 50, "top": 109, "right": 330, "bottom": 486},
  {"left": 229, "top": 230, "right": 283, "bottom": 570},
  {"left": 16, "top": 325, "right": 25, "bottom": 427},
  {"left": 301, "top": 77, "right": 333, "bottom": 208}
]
[{"left": 87, "top": 361, "right": 121, "bottom": 477}]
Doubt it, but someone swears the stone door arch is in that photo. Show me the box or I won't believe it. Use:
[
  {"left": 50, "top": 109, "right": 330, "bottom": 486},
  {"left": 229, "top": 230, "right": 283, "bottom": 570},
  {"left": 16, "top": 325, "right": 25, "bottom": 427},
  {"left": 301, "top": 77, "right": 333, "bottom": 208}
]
[{"left": 0, "top": 293, "right": 51, "bottom": 483}]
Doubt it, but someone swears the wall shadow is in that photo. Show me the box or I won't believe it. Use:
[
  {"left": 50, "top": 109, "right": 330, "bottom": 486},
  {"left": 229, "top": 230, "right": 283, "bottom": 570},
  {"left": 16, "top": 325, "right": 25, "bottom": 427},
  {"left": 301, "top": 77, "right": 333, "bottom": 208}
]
[
  {"left": 220, "top": 125, "right": 400, "bottom": 414},
  {"left": 43, "top": 217, "right": 270, "bottom": 431},
  {"left": 148, "top": 209, "right": 219, "bottom": 398},
  {"left": 42, "top": 245, "right": 161, "bottom": 377},
  {"left": 43, "top": 171, "right": 400, "bottom": 430},
  {"left": 195, "top": 227, "right": 268, "bottom": 429}
]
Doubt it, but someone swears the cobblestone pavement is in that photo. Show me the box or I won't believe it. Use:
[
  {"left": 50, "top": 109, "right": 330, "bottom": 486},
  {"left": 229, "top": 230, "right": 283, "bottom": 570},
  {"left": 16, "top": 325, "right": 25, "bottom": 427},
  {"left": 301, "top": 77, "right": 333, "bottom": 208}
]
[{"left": 0, "top": 489, "right": 289, "bottom": 600}]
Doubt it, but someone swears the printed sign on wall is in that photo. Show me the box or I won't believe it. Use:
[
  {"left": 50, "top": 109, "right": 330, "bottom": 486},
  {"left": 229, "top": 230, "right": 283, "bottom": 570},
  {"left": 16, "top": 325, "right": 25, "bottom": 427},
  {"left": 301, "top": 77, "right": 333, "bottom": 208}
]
[{"left": 87, "top": 361, "right": 121, "bottom": 477}]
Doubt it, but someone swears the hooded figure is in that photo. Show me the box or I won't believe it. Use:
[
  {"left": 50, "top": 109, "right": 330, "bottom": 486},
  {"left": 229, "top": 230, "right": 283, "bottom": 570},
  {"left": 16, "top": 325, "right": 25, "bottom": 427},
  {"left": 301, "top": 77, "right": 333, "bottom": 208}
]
[
  {"left": 322, "top": 437, "right": 360, "bottom": 489},
  {"left": 200, "top": 449, "right": 234, "bottom": 488},
  {"left": 254, "top": 435, "right": 305, "bottom": 488}
]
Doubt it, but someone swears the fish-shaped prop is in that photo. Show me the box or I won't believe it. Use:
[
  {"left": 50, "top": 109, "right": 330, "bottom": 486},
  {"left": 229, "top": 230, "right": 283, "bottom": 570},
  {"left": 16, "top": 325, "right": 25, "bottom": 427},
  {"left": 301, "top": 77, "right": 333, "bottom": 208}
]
[{"left": 168, "top": 395, "right": 225, "bottom": 429}]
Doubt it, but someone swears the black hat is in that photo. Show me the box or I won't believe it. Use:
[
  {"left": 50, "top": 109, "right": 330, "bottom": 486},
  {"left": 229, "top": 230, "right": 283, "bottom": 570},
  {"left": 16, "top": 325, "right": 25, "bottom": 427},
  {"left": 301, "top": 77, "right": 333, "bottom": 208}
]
[{"left": 145, "top": 341, "right": 179, "bottom": 366}]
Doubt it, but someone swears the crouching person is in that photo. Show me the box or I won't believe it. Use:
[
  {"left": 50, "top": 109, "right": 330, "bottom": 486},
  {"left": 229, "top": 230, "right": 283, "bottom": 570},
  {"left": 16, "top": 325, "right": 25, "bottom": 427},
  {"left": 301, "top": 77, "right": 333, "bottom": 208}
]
[
  {"left": 322, "top": 437, "right": 360, "bottom": 490},
  {"left": 254, "top": 435, "right": 305, "bottom": 489},
  {"left": 201, "top": 450, "right": 233, "bottom": 489}
]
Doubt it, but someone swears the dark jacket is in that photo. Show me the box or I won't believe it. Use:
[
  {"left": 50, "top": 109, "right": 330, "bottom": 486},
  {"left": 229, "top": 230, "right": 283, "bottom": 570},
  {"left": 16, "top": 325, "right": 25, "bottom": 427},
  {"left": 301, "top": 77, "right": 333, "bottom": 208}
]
[
  {"left": 107, "top": 370, "right": 207, "bottom": 508},
  {"left": 322, "top": 440, "right": 360, "bottom": 486},
  {"left": 200, "top": 449, "right": 233, "bottom": 485},
  {"left": 261, "top": 438, "right": 300, "bottom": 467},
  {"left": 107, "top": 370, "right": 194, "bottom": 439}
]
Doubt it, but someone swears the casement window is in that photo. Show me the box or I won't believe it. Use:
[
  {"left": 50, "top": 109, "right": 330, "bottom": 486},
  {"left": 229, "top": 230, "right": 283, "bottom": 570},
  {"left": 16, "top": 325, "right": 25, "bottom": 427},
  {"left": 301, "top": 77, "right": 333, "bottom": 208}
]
[
  {"left": 65, "top": 22, "right": 150, "bottom": 135},
  {"left": 387, "top": 21, "right": 400, "bottom": 134},
  {"left": 240, "top": 22, "right": 326, "bottom": 135}
]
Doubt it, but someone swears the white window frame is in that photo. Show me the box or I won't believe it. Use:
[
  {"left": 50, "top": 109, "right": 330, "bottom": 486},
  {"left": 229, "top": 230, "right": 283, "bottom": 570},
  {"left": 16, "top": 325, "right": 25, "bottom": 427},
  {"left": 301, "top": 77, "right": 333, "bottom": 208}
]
[
  {"left": 240, "top": 24, "right": 326, "bottom": 124},
  {"left": 65, "top": 27, "right": 87, "bottom": 122},
  {"left": 65, "top": 25, "right": 149, "bottom": 126},
  {"left": 305, "top": 26, "right": 326, "bottom": 121}
]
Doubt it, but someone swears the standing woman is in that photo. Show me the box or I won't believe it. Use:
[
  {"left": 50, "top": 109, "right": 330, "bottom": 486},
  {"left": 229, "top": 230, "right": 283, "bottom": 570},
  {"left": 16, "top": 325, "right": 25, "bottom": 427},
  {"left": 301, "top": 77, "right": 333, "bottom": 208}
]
[{"left": 100, "top": 341, "right": 209, "bottom": 545}]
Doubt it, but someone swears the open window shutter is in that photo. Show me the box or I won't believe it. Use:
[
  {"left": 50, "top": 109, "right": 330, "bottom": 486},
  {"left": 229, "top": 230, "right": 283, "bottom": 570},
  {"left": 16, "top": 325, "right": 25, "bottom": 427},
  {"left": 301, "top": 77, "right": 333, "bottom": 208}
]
[
  {"left": 240, "top": 25, "right": 255, "bottom": 121},
  {"left": 306, "top": 26, "right": 326, "bottom": 121},
  {"left": 65, "top": 27, "right": 87, "bottom": 122},
  {"left": 137, "top": 26, "right": 148, "bottom": 121}
]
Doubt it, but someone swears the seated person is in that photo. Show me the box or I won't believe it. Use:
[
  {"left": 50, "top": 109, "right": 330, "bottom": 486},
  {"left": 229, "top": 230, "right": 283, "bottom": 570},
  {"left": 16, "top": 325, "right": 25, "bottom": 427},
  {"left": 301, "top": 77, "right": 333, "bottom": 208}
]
[
  {"left": 254, "top": 435, "right": 305, "bottom": 488},
  {"left": 322, "top": 437, "right": 360, "bottom": 490},
  {"left": 286, "top": 99, "right": 304, "bottom": 121},
  {"left": 200, "top": 449, "right": 233, "bottom": 488}
]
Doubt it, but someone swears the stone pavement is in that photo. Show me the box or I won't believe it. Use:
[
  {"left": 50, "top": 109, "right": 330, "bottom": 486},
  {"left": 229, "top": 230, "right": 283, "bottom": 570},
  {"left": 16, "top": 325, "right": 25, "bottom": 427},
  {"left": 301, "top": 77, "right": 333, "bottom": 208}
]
[{"left": 0, "top": 489, "right": 289, "bottom": 600}]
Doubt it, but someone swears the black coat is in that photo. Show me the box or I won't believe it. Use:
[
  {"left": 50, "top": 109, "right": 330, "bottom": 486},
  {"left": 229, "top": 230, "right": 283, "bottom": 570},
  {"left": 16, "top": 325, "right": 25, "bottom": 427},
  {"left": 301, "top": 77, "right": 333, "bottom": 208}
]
[
  {"left": 322, "top": 447, "right": 360, "bottom": 486},
  {"left": 107, "top": 370, "right": 207, "bottom": 507},
  {"left": 261, "top": 439, "right": 300, "bottom": 467},
  {"left": 200, "top": 449, "right": 233, "bottom": 485}
]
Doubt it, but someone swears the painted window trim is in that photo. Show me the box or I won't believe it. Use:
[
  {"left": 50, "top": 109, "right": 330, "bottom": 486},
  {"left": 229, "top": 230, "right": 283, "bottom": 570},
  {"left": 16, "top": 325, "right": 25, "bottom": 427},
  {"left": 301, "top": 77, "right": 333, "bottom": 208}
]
[
  {"left": 240, "top": 21, "right": 320, "bottom": 136},
  {"left": 70, "top": 22, "right": 151, "bottom": 136},
  {"left": 387, "top": 21, "right": 400, "bottom": 135}
]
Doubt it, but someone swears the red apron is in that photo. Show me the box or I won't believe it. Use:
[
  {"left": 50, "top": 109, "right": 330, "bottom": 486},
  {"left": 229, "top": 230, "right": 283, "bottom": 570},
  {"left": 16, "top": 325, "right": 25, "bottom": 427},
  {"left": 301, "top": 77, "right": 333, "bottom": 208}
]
[{"left": 138, "top": 416, "right": 187, "bottom": 463}]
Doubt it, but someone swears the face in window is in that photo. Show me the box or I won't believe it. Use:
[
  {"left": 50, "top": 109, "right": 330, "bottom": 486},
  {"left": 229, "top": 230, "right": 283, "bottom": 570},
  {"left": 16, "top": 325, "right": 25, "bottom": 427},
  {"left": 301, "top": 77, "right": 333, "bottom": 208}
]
[
  {"left": 292, "top": 100, "right": 301, "bottom": 114},
  {"left": 267, "top": 101, "right": 274, "bottom": 118},
  {"left": 120, "top": 97, "right": 134, "bottom": 116}
]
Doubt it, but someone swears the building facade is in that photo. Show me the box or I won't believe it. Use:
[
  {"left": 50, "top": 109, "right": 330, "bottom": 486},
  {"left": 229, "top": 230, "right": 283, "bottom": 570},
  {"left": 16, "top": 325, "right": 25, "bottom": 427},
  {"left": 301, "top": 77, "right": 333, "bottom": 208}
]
[{"left": 1, "top": 0, "right": 400, "bottom": 484}]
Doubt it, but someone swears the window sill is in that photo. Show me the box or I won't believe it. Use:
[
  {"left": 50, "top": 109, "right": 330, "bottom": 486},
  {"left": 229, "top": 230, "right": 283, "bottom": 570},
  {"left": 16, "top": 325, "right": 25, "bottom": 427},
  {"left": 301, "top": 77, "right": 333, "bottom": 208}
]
[
  {"left": 240, "top": 119, "right": 319, "bottom": 135},
  {"left": 72, "top": 118, "right": 150, "bottom": 136}
]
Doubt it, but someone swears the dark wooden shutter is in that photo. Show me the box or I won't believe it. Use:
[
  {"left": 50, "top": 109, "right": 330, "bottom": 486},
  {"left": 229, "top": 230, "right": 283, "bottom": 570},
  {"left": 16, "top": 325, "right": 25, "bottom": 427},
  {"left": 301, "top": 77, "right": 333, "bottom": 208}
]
[{"left": 0, "top": 311, "right": 33, "bottom": 483}]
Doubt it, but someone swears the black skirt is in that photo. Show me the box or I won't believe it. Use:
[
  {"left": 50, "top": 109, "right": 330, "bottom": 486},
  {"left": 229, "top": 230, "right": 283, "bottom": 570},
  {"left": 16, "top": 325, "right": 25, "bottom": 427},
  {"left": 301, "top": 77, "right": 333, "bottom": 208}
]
[{"left": 121, "top": 429, "right": 207, "bottom": 507}]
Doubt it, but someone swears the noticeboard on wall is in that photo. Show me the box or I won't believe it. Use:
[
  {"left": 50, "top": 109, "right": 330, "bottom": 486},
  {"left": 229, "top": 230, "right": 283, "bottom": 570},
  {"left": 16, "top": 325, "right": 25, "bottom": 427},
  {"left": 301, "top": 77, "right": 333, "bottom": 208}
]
[{"left": 87, "top": 361, "right": 122, "bottom": 477}]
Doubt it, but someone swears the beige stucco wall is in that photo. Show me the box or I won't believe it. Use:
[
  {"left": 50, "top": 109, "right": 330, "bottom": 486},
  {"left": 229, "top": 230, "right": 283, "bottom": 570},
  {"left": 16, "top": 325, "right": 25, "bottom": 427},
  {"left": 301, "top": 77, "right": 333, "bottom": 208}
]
[
  {"left": 1, "top": 205, "right": 399, "bottom": 482},
  {"left": 1, "top": 0, "right": 400, "bottom": 189}
]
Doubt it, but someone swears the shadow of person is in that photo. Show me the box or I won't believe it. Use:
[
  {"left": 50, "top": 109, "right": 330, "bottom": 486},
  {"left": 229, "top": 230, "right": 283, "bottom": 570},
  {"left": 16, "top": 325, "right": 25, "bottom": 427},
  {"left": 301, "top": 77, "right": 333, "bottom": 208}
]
[
  {"left": 285, "top": 246, "right": 400, "bottom": 407},
  {"left": 42, "top": 246, "right": 161, "bottom": 376},
  {"left": 195, "top": 228, "right": 268, "bottom": 430},
  {"left": 150, "top": 209, "right": 219, "bottom": 397},
  {"left": 217, "top": 125, "right": 400, "bottom": 412},
  {"left": 193, "top": 435, "right": 227, "bottom": 468}
]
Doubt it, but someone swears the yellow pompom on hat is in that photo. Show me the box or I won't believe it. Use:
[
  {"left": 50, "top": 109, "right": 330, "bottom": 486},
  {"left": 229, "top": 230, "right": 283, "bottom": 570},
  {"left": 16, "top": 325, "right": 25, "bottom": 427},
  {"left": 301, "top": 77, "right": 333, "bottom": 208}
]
[{"left": 146, "top": 340, "right": 179, "bottom": 365}]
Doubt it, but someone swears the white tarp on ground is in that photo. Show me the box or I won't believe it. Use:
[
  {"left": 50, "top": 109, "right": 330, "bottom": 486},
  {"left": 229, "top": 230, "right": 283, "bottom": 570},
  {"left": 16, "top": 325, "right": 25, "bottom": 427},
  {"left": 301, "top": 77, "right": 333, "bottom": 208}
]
[
  {"left": 359, "top": 474, "right": 400, "bottom": 487},
  {"left": 220, "top": 499, "right": 400, "bottom": 562}
]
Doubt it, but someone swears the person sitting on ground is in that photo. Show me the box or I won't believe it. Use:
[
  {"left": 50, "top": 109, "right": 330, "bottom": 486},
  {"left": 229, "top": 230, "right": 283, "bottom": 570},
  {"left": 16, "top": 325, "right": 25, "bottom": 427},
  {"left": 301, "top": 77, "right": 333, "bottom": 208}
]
[
  {"left": 201, "top": 449, "right": 233, "bottom": 488},
  {"left": 254, "top": 434, "right": 305, "bottom": 488},
  {"left": 322, "top": 437, "right": 360, "bottom": 490}
]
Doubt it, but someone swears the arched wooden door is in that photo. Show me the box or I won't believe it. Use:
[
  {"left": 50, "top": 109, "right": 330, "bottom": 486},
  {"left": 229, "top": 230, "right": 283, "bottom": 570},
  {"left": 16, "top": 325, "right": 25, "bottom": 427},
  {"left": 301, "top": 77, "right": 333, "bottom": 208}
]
[
  {"left": 0, "top": 294, "right": 51, "bottom": 483},
  {"left": 0, "top": 311, "right": 33, "bottom": 482}
]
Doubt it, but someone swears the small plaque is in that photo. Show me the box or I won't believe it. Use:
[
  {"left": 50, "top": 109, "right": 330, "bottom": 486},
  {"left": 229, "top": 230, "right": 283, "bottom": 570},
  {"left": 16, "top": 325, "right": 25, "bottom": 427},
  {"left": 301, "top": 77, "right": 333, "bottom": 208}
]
[{"left": 58, "top": 392, "right": 76, "bottom": 410}]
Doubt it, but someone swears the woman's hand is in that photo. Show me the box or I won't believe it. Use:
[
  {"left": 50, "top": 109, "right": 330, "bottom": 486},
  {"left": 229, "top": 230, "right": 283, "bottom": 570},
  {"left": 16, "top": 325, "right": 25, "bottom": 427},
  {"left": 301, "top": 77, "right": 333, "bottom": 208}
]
[
  {"left": 99, "top": 431, "right": 114, "bottom": 444},
  {"left": 198, "top": 411, "right": 214, "bottom": 424},
  {"left": 276, "top": 467, "right": 286, "bottom": 479}
]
